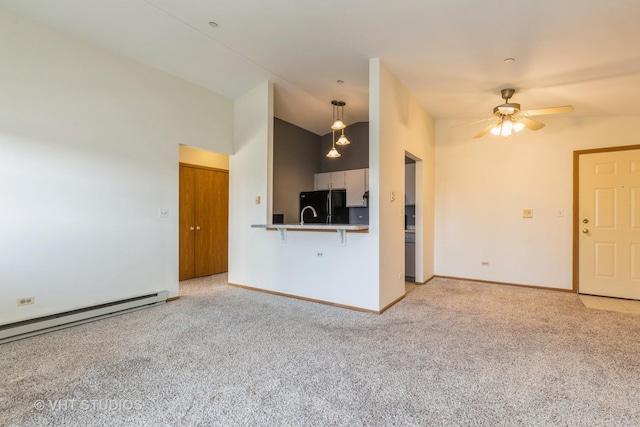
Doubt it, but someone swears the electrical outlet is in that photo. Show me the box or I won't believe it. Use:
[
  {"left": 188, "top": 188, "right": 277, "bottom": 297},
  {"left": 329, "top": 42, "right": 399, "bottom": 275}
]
[
  {"left": 398, "top": 272, "right": 404, "bottom": 279},
  {"left": 158, "top": 208, "right": 169, "bottom": 219},
  {"left": 481, "top": 261, "right": 490, "bottom": 266},
  {"left": 316, "top": 251, "right": 323, "bottom": 257},
  {"left": 522, "top": 209, "right": 534, "bottom": 218},
  {"left": 390, "top": 191, "right": 396, "bottom": 202},
  {"left": 17, "top": 297, "right": 35, "bottom": 306},
  {"left": 255, "top": 196, "right": 261, "bottom": 205}
]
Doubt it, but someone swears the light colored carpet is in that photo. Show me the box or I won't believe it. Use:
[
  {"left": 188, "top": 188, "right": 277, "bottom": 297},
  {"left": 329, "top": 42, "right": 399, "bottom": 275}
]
[{"left": 2, "top": 275, "right": 640, "bottom": 426}]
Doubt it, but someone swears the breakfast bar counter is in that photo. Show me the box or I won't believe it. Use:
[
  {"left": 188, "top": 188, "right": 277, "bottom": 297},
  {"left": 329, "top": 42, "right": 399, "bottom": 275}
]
[{"left": 251, "top": 223, "right": 369, "bottom": 245}]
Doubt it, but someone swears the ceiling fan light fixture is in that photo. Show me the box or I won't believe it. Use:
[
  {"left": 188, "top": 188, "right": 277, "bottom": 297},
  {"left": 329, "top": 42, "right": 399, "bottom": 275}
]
[
  {"left": 513, "top": 121, "right": 525, "bottom": 132},
  {"left": 496, "top": 103, "right": 520, "bottom": 115},
  {"left": 475, "top": 88, "right": 574, "bottom": 139},
  {"left": 490, "top": 118, "right": 522, "bottom": 137}
]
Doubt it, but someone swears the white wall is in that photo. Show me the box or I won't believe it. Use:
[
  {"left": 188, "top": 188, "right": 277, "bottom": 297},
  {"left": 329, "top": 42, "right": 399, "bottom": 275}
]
[
  {"left": 435, "top": 116, "right": 640, "bottom": 289},
  {"left": 179, "top": 145, "right": 229, "bottom": 170},
  {"left": 0, "top": 9, "right": 233, "bottom": 325},
  {"left": 229, "top": 81, "right": 380, "bottom": 311},
  {"left": 227, "top": 60, "right": 436, "bottom": 312},
  {"left": 371, "top": 59, "right": 436, "bottom": 307}
]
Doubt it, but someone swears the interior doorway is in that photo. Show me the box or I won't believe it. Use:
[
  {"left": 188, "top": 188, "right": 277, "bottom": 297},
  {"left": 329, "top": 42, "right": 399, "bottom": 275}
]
[
  {"left": 574, "top": 145, "right": 640, "bottom": 299},
  {"left": 405, "top": 152, "right": 421, "bottom": 293},
  {"left": 178, "top": 145, "right": 230, "bottom": 281}
]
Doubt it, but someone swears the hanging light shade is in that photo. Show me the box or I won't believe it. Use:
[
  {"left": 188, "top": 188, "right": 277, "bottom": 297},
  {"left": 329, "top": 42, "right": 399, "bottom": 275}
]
[
  {"left": 326, "top": 129, "right": 341, "bottom": 158},
  {"left": 326, "top": 146, "right": 341, "bottom": 158},
  {"left": 331, "top": 118, "right": 345, "bottom": 130},
  {"left": 336, "top": 130, "right": 350, "bottom": 146},
  {"left": 513, "top": 121, "right": 525, "bottom": 132}
]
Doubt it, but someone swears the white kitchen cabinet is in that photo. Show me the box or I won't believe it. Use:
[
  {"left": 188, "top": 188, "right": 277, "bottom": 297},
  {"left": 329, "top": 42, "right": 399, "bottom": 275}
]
[
  {"left": 315, "top": 172, "right": 331, "bottom": 190},
  {"left": 315, "top": 171, "right": 346, "bottom": 190},
  {"left": 345, "top": 168, "right": 367, "bottom": 207},
  {"left": 405, "top": 163, "right": 416, "bottom": 205}
]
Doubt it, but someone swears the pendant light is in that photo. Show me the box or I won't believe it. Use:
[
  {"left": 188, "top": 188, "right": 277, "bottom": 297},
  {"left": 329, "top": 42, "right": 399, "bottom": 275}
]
[
  {"left": 326, "top": 129, "right": 341, "bottom": 158},
  {"left": 336, "top": 129, "right": 350, "bottom": 146},
  {"left": 327, "top": 100, "right": 349, "bottom": 157}
]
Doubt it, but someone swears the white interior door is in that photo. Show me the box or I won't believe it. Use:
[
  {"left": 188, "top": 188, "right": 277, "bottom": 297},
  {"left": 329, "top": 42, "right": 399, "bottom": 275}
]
[{"left": 578, "top": 148, "right": 640, "bottom": 299}]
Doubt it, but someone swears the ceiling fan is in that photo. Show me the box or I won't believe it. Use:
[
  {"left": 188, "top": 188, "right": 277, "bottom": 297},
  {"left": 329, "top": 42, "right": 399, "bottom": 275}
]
[{"left": 474, "top": 88, "right": 574, "bottom": 138}]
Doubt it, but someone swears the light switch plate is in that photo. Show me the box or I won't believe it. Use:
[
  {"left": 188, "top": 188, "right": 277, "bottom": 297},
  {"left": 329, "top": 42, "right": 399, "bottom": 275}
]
[{"left": 255, "top": 196, "right": 261, "bottom": 205}]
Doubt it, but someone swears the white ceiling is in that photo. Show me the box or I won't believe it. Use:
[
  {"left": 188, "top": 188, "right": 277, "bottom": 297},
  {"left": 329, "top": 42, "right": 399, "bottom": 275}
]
[{"left": 2, "top": 0, "right": 640, "bottom": 135}]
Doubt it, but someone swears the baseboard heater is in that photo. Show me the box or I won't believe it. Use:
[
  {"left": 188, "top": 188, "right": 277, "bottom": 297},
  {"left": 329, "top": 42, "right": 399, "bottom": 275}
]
[{"left": 0, "top": 291, "right": 168, "bottom": 344}]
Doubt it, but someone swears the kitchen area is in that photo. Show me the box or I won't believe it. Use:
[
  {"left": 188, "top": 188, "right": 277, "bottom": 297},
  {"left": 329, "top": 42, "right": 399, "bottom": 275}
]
[
  {"left": 271, "top": 117, "right": 370, "bottom": 226},
  {"left": 271, "top": 117, "right": 418, "bottom": 285}
]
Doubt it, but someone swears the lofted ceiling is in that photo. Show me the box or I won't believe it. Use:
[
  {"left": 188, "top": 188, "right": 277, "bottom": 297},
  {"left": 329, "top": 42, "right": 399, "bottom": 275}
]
[{"left": 2, "top": 0, "right": 640, "bottom": 135}]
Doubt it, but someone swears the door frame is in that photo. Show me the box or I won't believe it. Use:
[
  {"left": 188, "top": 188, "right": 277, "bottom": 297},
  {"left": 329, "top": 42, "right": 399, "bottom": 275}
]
[
  {"left": 572, "top": 144, "right": 640, "bottom": 293},
  {"left": 179, "top": 162, "right": 230, "bottom": 280},
  {"left": 405, "top": 151, "right": 422, "bottom": 283}
]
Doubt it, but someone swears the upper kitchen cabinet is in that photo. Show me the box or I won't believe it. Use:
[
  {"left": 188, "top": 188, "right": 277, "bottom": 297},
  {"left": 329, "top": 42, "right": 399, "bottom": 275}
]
[
  {"left": 345, "top": 168, "right": 368, "bottom": 207},
  {"left": 315, "top": 171, "right": 346, "bottom": 190},
  {"left": 405, "top": 163, "right": 416, "bottom": 206},
  {"left": 315, "top": 168, "right": 369, "bottom": 207}
]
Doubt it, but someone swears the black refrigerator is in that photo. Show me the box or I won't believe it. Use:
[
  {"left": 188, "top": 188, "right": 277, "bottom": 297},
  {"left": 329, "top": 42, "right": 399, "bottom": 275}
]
[{"left": 299, "top": 190, "right": 349, "bottom": 224}]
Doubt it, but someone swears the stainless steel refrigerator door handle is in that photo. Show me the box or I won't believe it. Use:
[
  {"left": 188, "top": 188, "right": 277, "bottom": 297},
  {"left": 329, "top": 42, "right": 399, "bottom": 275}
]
[{"left": 326, "top": 194, "right": 329, "bottom": 223}]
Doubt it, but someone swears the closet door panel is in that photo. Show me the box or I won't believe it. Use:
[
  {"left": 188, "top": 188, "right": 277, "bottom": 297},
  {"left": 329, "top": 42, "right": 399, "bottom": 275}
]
[
  {"left": 211, "top": 171, "right": 229, "bottom": 273},
  {"left": 179, "top": 166, "right": 196, "bottom": 280},
  {"left": 195, "top": 168, "right": 216, "bottom": 277}
]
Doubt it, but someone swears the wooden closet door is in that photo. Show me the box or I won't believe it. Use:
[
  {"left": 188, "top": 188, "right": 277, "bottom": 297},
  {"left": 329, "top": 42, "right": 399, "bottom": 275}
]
[
  {"left": 194, "top": 168, "right": 229, "bottom": 276},
  {"left": 180, "top": 164, "right": 229, "bottom": 280},
  {"left": 211, "top": 170, "right": 229, "bottom": 273},
  {"left": 194, "top": 168, "right": 215, "bottom": 277},
  {"left": 179, "top": 166, "right": 196, "bottom": 280}
]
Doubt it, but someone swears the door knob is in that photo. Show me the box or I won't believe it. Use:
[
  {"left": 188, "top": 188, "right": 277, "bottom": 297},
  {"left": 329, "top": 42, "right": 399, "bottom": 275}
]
[
  {"left": 582, "top": 228, "right": 589, "bottom": 234},
  {"left": 190, "top": 226, "right": 195, "bottom": 231},
  {"left": 196, "top": 226, "right": 201, "bottom": 230}
]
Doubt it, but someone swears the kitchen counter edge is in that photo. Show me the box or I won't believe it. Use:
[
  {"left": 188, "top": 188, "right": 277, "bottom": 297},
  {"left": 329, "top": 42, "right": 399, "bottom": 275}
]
[{"left": 251, "top": 224, "right": 369, "bottom": 231}]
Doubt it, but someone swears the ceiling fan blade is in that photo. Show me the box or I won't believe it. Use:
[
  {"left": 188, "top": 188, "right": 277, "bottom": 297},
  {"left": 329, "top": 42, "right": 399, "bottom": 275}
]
[
  {"left": 473, "top": 122, "right": 498, "bottom": 138},
  {"left": 521, "top": 105, "right": 574, "bottom": 116},
  {"left": 519, "top": 117, "right": 546, "bottom": 131}
]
